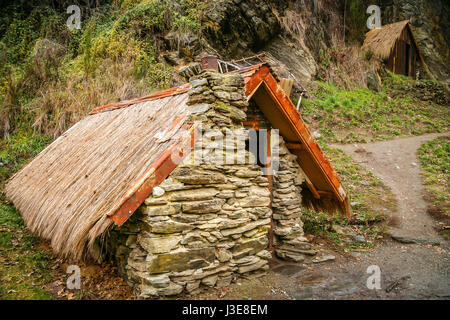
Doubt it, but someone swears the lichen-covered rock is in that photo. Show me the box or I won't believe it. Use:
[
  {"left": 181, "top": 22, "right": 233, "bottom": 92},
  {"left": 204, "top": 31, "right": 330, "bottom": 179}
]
[
  {"left": 201, "top": 0, "right": 280, "bottom": 57},
  {"left": 137, "top": 234, "right": 182, "bottom": 254}
]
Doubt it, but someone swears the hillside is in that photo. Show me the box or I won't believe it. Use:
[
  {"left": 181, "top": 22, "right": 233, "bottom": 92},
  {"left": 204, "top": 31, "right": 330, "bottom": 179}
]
[{"left": 0, "top": 0, "right": 449, "bottom": 300}]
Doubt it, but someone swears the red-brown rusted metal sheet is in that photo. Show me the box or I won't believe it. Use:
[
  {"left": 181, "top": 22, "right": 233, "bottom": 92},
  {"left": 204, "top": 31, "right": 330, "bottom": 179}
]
[
  {"left": 90, "top": 83, "right": 191, "bottom": 115},
  {"left": 241, "top": 64, "right": 351, "bottom": 217},
  {"left": 109, "top": 124, "right": 198, "bottom": 226}
]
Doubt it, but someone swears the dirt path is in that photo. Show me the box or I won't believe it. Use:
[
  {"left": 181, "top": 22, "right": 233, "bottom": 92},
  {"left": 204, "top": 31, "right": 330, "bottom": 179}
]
[
  {"left": 281, "top": 132, "right": 450, "bottom": 299},
  {"left": 206, "top": 133, "right": 449, "bottom": 300},
  {"left": 338, "top": 133, "right": 448, "bottom": 238}
]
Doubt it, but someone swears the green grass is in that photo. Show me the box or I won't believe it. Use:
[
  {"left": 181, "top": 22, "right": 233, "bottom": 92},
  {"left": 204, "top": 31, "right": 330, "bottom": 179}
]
[
  {"left": 417, "top": 136, "right": 450, "bottom": 220},
  {"left": 0, "top": 129, "right": 55, "bottom": 300},
  {"left": 0, "top": 129, "right": 51, "bottom": 187},
  {"left": 0, "top": 194, "right": 54, "bottom": 300},
  {"left": 301, "top": 73, "right": 450, "bottom": 144}
]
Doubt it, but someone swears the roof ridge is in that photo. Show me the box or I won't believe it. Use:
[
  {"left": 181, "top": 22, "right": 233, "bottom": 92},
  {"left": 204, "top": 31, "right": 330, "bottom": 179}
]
[{"left": 89, "top": 83, "right": 191, "bottom": 115}]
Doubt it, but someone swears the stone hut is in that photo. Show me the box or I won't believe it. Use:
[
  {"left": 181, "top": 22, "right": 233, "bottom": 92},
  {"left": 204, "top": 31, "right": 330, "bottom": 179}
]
[{"left": 5, "top": 58, "right": 350, "bottom": 298}]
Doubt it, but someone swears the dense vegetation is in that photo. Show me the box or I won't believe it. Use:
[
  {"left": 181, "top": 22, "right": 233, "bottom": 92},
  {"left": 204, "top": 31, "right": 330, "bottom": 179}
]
[{"left": 0, "top": 0, "right": 203, "bottom": 156}]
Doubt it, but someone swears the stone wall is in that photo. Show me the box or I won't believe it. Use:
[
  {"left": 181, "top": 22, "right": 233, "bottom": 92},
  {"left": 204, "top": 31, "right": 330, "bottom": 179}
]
[
  {"left": 272, "top": 136, "right": 313, "bottom": 262},
  {"left": 122, "top": 159, "right": 272, "bottom": 298},
  {"left": 245, "top": 90, "right": 311, "bottom": 261}
]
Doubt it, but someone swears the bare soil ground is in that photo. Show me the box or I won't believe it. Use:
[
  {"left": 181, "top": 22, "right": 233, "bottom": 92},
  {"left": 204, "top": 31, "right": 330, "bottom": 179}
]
[{"left": 197, "top": 133, "right": 450, "bottom": 300}]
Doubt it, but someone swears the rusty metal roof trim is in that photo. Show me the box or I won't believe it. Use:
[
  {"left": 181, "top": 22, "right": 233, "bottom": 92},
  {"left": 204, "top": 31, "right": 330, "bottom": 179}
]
[
  {"left": 107, "top": 123, "right": 199, "bottom": 226},
  {"left": 89, "top": 83, "right": 191, "bottom": 115},
  {"left": 243, "top": 64, "right": 351, "bottom": 217}
]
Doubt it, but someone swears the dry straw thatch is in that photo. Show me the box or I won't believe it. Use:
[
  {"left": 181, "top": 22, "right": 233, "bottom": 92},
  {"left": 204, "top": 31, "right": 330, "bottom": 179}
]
[
  {"left": 5, "top": 93, "right": 190, "bottom": 260},
  {"left": 361, "top": 20, "right": 411, "bottom": 60}
]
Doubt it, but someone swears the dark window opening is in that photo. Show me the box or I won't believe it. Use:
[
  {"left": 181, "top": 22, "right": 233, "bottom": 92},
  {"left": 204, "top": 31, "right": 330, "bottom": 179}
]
[{"left": 246, "top": 129, "right": 269, "bottom": 174}]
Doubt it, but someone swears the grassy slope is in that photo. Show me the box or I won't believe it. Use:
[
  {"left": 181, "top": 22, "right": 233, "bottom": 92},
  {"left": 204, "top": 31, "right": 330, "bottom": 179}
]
[
  {"left": 301, "top": 73, "right": 449, "bottom": 144},
  {"left": 417, "top": 136, "right": 450, "bottom": 238},
  {"left": 0, "top": 201, "right": 54, "bottom": 299}
]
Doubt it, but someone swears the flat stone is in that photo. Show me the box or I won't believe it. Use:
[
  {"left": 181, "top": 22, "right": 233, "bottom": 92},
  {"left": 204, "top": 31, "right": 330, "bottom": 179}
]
[
  {"left": 190, "top": 78, "right": 207, "bottom": 88},
  {"left": 275, "top": 249, "right": 305, "bottom": 262},
  {"left": 247, "top": 207, "right": 272, "bottom": 218},
  {"left": 243, "top": 228, "right": 259, "bottom": 238},
  {"left": 143, "top": 274, "right": 170, "bottom": 288},
  {"left": 216, "top": 275, "right": 233, "bottom": 288},
  {"left": 249, "top": 186, "right": 271, "bottom": 197},
  {"left": 174, "top": 168, "right": 227, "bottom": 184},
  {"left": 273, "top": 226, "right": 292, "bottom": 236},
  {"left": 140, "top": 204, "right": 181, "bottom": 216},
  {"left": 182, "top": 199, "right": 225, "bottom": 214},
  {"left": 157, "top": 282, "right": 183, "bottom": 296},
  {"left": 160, "top": 183, "right": 185, "bottom": 192},
  {"left": 256, "top": 250, "right": 272, "bottom": 260},
  {"left": 185, "top": 280, "right": 201, "bottom": 293},
  {"left": 168, "top": 188, "right": 218, "bottom": 201},
  {"left": 217, "top": 218, "right": 248, "bottom": 230},
  {"left": 215, "top": 248, "right": 232, "bottom": 262},
  {"left": 181, "top": 231, "right": 207, "bottom": 245},
  {"left": 235, "top": 169, "right": 261, "bottom": 178},
  {"left": 147, "top": 247, "right": 215, "bottom": 273},
  {"left": 138, "top": 234, "right": 182, "bottom": 254},
  {"left": 390, "top": 234, "right": 441, "bottom": 246},
  {"left": 239, "top": 196, "right": 271, "bottom": 208},
  {"left": 214, "top": 90, "right": 231, "bottom": 100},
  {"left": 283, "top": 239, "right": 311, "bottom": 250},
  {"left": 231, "top": 236, "right": 269, "bottom": 257},
  {"left": 278, "top": 245, "right": 317, "bottom": 256},
  {"left": 149, "top": 220, "right": 193, "bottom": 234},
  {"left": 313, "top": 254, "right": 336, "bottom": 263},
  {"left": 152, "top": 186, "right": 165, "bottom": 197},
  {"left": 144, "top": 198, "right": 168, "bottom": 206},
  {"left": 187, "top": 102, "right": 210, "bottom": 115},
  {"left": 237, "top": 259, "right": 267, "bottom": 274},
  {"left": 201, "top": 274, "right": 218, "bottom": 287},
  {"left": 235, "top": 255, "right": 260, "bottom": 265},
  {"left": 127, "top": 257, "right": 147, "bottom": 272},
  {"left": 221, "top": 218, "right": 271, "bottom": 237}
]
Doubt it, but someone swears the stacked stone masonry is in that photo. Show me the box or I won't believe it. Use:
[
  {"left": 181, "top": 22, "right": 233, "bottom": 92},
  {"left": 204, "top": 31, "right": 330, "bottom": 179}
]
[{"left": 106, "top": 70, "right": 310, "bottom": 298}]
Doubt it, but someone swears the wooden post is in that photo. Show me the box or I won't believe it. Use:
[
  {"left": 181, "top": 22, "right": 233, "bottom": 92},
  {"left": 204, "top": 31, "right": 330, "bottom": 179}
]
[{"left": 266, "top": 130, "right": 274, "bottom": 251}]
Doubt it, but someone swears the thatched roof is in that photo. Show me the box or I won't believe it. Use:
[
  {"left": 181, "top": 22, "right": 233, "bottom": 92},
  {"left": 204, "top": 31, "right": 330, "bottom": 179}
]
[
  {"left": 5, "top": 90, "right": 191, "bottom": 260},
  {"left": 362, "top": 20, "right": 417, "bottom": 61}
]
